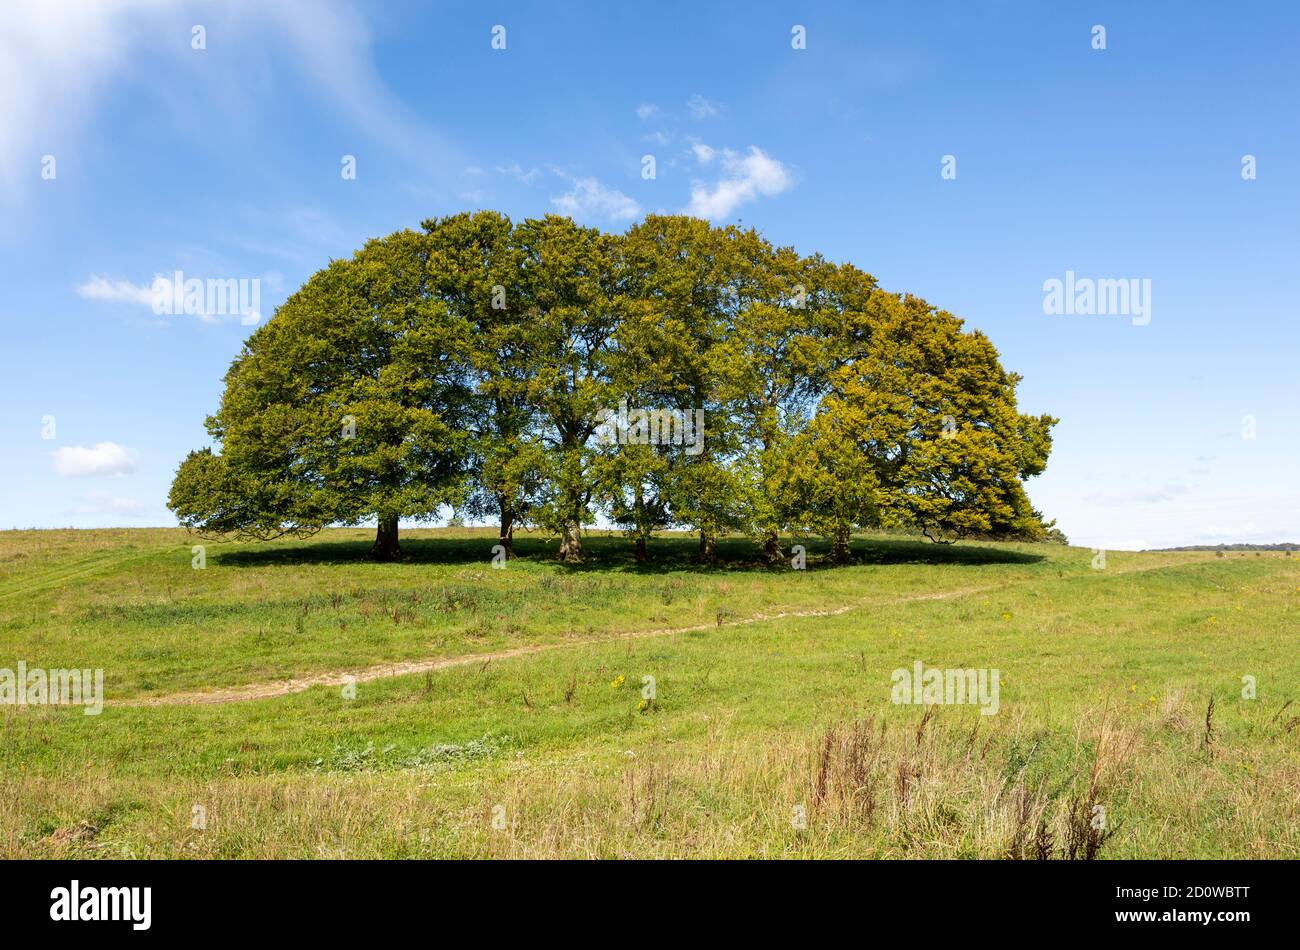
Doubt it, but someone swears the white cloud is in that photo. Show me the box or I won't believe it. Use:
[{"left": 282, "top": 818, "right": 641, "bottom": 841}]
[
  {"left": 691, "top": 143, "right": 717, "bottom": 164},
  {"left": 552, "top": 176, "right": 641, "bottom": 223},
  {"left": 53, "top": 442, "right": 138, "bottom": 477},
  {"left": 636, "top": 103, "right": 661, "bottom": 120},
  {"left": 686, "top": 94, "right": 721, "bottom": 119},
  {"left": 77, "top": 272, "right": 264, "bottom": 323},
  {"left": 496, "top": 161, "right": 541, "bottom": 184},
  {"left": 685, "top": 146, "right": 794, "bottom": 220},
  {"left": 645, "top": 130, "right": 671, "bottom": 146},
  {"left": 76, "top": 275, "right": 155, "bottom": 306}
]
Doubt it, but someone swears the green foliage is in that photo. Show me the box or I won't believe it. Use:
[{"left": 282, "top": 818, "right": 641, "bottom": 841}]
[
  {"left": 422, "top": 212, "right": 545, "bottom": 552},
  {"left": 169, "top": 213, "right": 1057, "bottom": 560},
  {"left": 794, "top": 294, "right": 1055, "bottom": 544},
  {"left": 1043, "top": 523, "right": 1070, "bottom": 545},
  {"left": 508, "top": 216, "right": 621, "bottom": 560},
  {"left": 169, "top": 231, "right": 474, "bottom": 554}
]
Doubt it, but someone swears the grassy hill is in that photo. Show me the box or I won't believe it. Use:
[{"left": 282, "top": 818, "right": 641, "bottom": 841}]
[{"left": 1, "top": 528, "right": 1297, "bottom": 858}]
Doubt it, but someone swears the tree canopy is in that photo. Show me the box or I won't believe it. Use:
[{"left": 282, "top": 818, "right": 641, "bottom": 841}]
[{"left": 169, "top": 211, "right": 1057, "bottom": 562}]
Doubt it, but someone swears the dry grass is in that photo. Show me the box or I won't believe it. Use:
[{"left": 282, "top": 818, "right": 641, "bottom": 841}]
[{"left": 11, "top": 702, "right": 1296, "bottom": 859}]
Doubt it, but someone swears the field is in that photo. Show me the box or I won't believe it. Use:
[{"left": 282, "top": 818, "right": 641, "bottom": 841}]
[{"left": 1, "top": 527, "right": 1297, "bottom": 859}]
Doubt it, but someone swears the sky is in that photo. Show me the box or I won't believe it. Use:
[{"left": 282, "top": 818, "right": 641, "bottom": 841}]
[{"left": 1, "top": 0, "right": 1296, "bottom": 550}]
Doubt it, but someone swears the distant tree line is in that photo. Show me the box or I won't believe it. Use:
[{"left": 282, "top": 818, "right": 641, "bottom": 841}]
[
  {"left": 1163, "top": 543, "right": 1297, "bottom": 552},
  {"left": 168, "top": 212, "right": 1057, "bottom": 563}
]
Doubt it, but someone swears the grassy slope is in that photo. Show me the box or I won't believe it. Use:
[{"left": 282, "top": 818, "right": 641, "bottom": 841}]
[{"left": 1, "top": 528, "right": 1297, "bottom": 858}]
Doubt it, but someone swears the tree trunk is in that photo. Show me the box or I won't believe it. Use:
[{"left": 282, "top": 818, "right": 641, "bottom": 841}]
[
  {"left": 762, "top": 529, "right": 782, "bottom": 566},
  {"left": 371, "top": 515, "right": 401, "bottom": 561},
  {"left": 830, "top": 523, "right": 852, "bottom": 564},
  {"left": 498, "top": 499, "right": 514, "bottom": 559},
  {"left": 633, "top": 484, "right": 647, "bottom": 563},
  {"left": 557, "top": 520, "right": 583, "bottom": 563},
  {"left": 697, "top": 529, "right": 717, "bottom": 565}
]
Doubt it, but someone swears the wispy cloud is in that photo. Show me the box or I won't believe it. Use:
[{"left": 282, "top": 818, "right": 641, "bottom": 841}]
[
  {"left": 76, "top": 276, "right": 154, "bottom": 306},
  {"left": 635, "top": 102, "right": 661, "bottom": 120},
  {"left": 551, "top": 176, "right": 641, "bottom": 223},
  {"left": 0, "top": 0, "right": 461, "bottom": 207},
  {"left": 686, "top": 93, "right": 721, "bottom": 120},
  {"left": 685, "top": 146, "right": 794, "bottom": 219},
  {"left": 496, "top": 161, "right": 541, "bottom": 184},
  {"left": 0, "top": 0, "right": 145, "bottom": 201},
  {"left": 691, "top": 142, "right": 717, "bottom": 165},
  {"left": 77, "top": 272, "right": 264, "bottom": 323},
  {"left": 253, "top": 1, "right": 463, "bottom": 167},
  {"left": 53, "top": 442, "right": 138, "bottom": 477}
]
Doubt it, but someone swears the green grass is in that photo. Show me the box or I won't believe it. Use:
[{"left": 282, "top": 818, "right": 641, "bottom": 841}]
[{"left": 1, "top": 528, "right": 1297, "bottom": 858}]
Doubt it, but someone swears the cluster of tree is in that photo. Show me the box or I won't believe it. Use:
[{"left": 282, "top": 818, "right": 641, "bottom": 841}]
[{"left": 169, "top": 212, "right": 1057, "bottom": 563}]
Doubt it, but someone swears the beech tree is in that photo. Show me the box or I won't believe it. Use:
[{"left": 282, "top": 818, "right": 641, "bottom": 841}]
[
  {"left": 719, "top": 228, "right": 841, "bottom": 563},
  {"left": 780, "top": 293, "right": 1054, "bottom": 552},
  {"left": 422, "top": 211, "right": 544, "bottom": 558},
  {"left": 604, "top": 215, "right": 745, "bottom": 563},
  {"left": 168, "top": 230, "right": 473, "bottom": 559},
  {"left": 511, "top": 215, "right": 620, "bottom": 562}
]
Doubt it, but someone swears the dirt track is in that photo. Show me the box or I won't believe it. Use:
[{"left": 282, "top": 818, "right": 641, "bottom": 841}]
[{"left": 120, "top": 584, "right": 996, "bottom": 707}]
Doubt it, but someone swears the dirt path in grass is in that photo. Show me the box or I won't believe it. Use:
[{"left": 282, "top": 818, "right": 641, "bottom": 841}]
[
  {"left": 118, "top": 556, "right": 1216, "bottom": 709},
  {"left": 120, "top": 584, "right": 1000, "bottom": 708}
]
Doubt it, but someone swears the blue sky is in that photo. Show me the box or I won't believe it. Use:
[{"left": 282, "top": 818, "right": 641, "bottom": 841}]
[{"left": 1, "top": 0, "right": 1296, "bottom": 549}]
